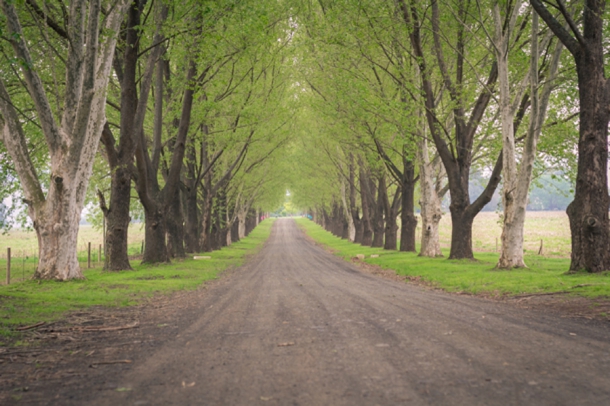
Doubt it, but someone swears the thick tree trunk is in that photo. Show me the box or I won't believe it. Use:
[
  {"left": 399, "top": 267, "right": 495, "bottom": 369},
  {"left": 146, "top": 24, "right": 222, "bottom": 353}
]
[
  {"left": 102, "top": 166, "right": 133, "bottom": 270},
  {"left": 530, "top": 0, "right": 610, "bottom": 272},
  {"left": 142, "top": 206, "right": 169, "bottom": 263},
  {"left": 448, "top": 204, "right": 474, "bottom": 260},
  {"left": 567, "top": 60, "right": 610, "bottom": 272},
  {"left": 231, "top": 221, "right": 239, "bottom": 243},
  {"left": 32, "top": 190, "right": 83, "bottom": 280},
  {"left": 0, "top": 0, "right": 129, "bottom": 280}
]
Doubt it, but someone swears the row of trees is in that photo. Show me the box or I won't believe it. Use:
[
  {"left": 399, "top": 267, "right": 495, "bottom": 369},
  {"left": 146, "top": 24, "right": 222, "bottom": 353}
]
[
  {"left": 0, "top": 0, "right": 608, "bottom": 280},
  {"left": 286, "top": 0, "right": 608, "bottom": 273},
  {"left": 0, "top": 0, "right": 294, "bottom": 280}
]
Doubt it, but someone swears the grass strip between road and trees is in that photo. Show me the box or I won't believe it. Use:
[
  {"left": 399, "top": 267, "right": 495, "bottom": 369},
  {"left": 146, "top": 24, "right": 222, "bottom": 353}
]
[
  {"left": 0, "top": 219, "right": 275, "bottom": 341},
  {"left": 296, "top": 218, "right": 610, "bottom": 302}
]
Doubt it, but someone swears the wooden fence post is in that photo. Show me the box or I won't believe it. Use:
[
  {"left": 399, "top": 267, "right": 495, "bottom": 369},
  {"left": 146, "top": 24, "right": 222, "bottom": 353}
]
[
  {"left": 98, "top": 244, "right": 102, "bottom": 264},
  {"left": 88, "top": 242, "right": 91, "bottom": 269},
  {"left": 6, "top": 247, "right": 10, "bottom": 285}
]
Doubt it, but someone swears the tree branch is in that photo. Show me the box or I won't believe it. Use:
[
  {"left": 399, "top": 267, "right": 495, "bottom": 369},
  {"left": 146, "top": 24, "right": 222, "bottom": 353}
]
[{"left": 529, "top": 0, "right": 581, "bottom": 56}]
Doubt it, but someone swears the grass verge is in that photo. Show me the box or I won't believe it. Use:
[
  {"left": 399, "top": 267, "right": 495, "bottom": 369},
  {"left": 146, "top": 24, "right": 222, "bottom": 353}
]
[
  {"left": 296, "top": 218, "right": 610, "bottom": 299},
  {"left": 0, "top": 219, "right": 274, "bottom": 340}
]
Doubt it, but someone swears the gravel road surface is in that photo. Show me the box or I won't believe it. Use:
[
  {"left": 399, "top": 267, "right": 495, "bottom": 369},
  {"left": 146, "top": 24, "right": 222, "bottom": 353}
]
[{"left": 89, "top": 218, "right": 610, "bottom": 405}]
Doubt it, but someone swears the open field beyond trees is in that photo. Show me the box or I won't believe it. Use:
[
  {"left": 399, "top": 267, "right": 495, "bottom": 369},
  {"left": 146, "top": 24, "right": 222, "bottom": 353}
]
[{"left": 432, "top": 210, "right": 570, "bottom": 258}]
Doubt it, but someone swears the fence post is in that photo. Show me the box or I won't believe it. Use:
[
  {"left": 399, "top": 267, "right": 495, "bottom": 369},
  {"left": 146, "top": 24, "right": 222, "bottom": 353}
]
[
  {"left": 88, "top": 242, "right": 91, "bottom": 269},
  {"left": 98, "top": 244, "right": 102, "bottom": 264},
  {"left": 6, "top": 247, "right": 10, "bottom": 285}
]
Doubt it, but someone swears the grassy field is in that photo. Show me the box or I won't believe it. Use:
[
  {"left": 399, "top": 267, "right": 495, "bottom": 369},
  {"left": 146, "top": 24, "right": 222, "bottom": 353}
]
[
  {"left": 296, "top": 217, "right": 610, "bottom": 301},
  {"left": 426, "top": 210, "right": 571, "bottom": 257},
  {"left": 0, "top": 219, "right": 274, "bottom": 340},
  {"left": 0, "top": 224, "right": 145, "bottom": 284}
]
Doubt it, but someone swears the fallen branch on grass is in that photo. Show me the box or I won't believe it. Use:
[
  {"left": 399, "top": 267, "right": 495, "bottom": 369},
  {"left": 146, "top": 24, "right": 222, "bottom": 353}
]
[{"left": 16, "top": 322, "right": 46, "bottom": 331}]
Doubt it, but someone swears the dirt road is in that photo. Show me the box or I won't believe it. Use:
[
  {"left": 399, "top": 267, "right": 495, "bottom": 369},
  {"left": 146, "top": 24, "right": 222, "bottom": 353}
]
[
  {"left": 80, "top": 219, "right": 609, "bottom": 404},
  {"left": 78, "top": 219, "right": 610, "bottom": 405}
]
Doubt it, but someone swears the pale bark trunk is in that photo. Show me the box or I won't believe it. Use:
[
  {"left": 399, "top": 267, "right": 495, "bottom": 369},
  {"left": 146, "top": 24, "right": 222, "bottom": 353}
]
[
  {"left": 495, "top": 8, "right": 561, "bottom": 268},
  {"left": 494, "top": 1, "right": 526, "bottom": 268},
  {"left": 0, "top": 0, "right": 129, "bottom": 280},
  {"left": 238, "top": 207, "right": 247, "bottom": 240},
  {"left": 418, "top": 138, "right": 443, "bottom": 257},
  {"left": 340, "top": 175, "right": 356, "bottom": 242}
]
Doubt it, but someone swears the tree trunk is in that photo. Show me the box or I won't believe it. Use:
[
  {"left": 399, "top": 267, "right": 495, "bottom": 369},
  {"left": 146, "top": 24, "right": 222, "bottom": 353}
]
[
  {"left": 418, "top": 138, "right": 443, "bottom": 257},
  {"left": 494, "top": 1, "right": 527, "bottom": 268},
  {"left": 142, "top": 206, "right": 169, "bottom": 263},
  {"left": 0, "top": 0, "right": 129, "bottom": 280},
  {"left": 32, "top": 189, "right": 83, "bottom": 280},
  {"left": 359, "top": 168, "right": 373, "bottom": 246},
  {"left": 567, "top": 58, "right": 610, "bottom": 272},
  {"left": 340, "top": 175, "right": 356, "bottom": 241},
  {"left": 399, "top": 157, "right": 417, "bottom": 252},
  {"left": 448, "top": 205, "right": 474, "bottom": 260},
  {"left": 371, "top": 177, "right": 385, "bottom": 248},
  {"left": 400, "top": 0, "right": 501, "bottom": 260},
  {"left": 530, "top": 0, "right": 610, "bottom": 272},
  {"left": 349, "top": 161, "right": 363, "bottom": 244},
  {"left": 102, "top": 164, "right": 133, "bottom": 270},
  {"left": 166, "top": 187, "right": 185, "bottom": 258},
  {"left": 184, "top": 185, "right": 199, "bottom": 253},
  {"left": 380, "top": 175, "right": 401, "bottom": 251},
  {"left": 238, "top": 206, "right": 247, "bottom": 240}
]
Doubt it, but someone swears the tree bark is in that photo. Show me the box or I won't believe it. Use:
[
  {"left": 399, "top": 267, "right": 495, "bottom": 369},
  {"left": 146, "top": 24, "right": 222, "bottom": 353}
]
[
  {"left": 166, "top": 187, "right": 186, "bottom": 258},
  {"left": 496, "top": 10, "right": 562, "bottom": 268},
  {"left": 382, "top": 180, "right": 401, "bottom": 251},
  {"left": 418, "top": 138, "right": 443, "bottom": 257},
  {"left": 399, "top": 156, "right": 417, "bottom": 252},
  {"left": 530, "top": 0, "right": 610, "bottom": 272},
  {"left": 371, "top": 176, "right": 385, "bottom": 248},
  {"left": 101, "top": 1, "right": 167, "bottom": 270},
  {"left": 359, "top": 168, "right": 374, "bottom": 246}
]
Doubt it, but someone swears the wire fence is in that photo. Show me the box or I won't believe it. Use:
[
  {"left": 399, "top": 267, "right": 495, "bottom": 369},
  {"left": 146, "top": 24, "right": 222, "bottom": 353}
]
[{"left": 0, "top": 243, "right": 108, "bottom": 285}]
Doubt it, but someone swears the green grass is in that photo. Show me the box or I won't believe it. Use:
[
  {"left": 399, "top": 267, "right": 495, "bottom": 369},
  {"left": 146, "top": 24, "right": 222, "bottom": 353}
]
[
  {"left": 296, "top": 218, "right": 610, "bottom": 299},
  {"left": 0, "top": 219, "right": 274, "bottom": 339},
  {"left": 0, "top": 224, "right": 146, "bottom": 284}
]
